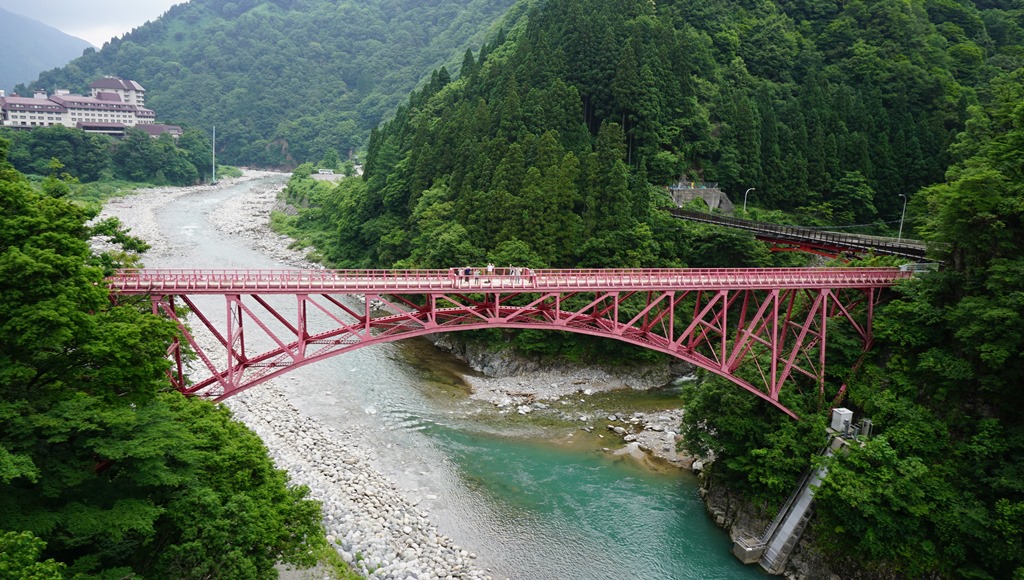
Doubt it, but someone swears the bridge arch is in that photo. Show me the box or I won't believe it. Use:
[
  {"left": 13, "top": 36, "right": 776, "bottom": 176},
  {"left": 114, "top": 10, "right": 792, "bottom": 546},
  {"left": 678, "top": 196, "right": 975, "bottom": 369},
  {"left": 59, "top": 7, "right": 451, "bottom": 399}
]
[{"left": 108, "top": 267, "right": 908, "bottom": 419}]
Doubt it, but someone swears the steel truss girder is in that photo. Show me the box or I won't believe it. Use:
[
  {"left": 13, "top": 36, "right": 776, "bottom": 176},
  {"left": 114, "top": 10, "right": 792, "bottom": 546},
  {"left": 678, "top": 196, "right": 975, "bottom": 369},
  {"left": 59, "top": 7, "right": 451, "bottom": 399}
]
[{"left": 140, "top": 285, "right": 887, "bottom": 419}]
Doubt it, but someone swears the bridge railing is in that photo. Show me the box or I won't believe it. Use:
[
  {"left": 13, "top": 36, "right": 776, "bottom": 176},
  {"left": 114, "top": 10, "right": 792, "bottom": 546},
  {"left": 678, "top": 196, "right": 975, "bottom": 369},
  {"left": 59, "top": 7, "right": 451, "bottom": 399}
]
[
  {"left": 108, "top": 268, "right": 455, "bottom": 291},
  {"left": 108, "top": 267, "right": 911, "bottom": 294}
]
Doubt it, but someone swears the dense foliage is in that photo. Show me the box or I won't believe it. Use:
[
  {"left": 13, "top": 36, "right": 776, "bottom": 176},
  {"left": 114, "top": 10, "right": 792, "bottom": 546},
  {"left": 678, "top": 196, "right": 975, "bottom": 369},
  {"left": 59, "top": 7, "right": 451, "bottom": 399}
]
[
  {"left": 0, "top": 124, "right": 214, "bottom": 185},
  {"left": 0, "top": 137, "right": 327, "bottom": 577},
  {"left": 677, "top": 62, "right": 1024, "bottom": 580},
  {"left": 808, "top": 69, "right": 1024, "bottom": 579},
  {"left": 20, "top": 0, "right": 520, "bottom": 167},
  {"left": 276, "top": 0, "right": 1018, "bottom": 367}
]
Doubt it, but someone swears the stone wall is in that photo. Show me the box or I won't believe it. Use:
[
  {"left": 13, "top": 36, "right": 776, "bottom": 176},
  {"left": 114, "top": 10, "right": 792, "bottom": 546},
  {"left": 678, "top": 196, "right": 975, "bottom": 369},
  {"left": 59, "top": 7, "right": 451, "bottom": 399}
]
[{"left": 668, "top": 187, "right": 736, "bottom": 212}]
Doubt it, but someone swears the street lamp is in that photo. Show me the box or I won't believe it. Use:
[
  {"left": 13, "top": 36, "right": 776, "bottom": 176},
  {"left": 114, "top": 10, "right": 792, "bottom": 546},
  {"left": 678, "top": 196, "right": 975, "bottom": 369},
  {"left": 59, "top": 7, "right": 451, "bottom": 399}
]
[
  {"left": 898, "top": 194, "right": 908, "bottom": 240},
  {"left": 743, "top": 188, "right": 755, "bottom": 213}
]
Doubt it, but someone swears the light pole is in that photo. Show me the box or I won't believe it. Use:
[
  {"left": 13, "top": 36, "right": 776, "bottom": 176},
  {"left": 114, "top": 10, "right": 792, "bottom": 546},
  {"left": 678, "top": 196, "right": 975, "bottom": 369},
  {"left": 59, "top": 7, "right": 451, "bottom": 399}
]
[
  {"left": 898, "top": 194, "right": 907, "bottom": 240},
  {"left": 743, "top": 188, "right": 755, "bottom": 213}
]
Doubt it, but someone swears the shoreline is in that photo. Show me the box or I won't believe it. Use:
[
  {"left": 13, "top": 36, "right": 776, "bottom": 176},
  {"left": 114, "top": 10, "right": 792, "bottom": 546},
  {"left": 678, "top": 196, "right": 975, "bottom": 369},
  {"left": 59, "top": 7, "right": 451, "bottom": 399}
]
[{"left": 92, "top": 171, "right": 695, "bottom": 577}]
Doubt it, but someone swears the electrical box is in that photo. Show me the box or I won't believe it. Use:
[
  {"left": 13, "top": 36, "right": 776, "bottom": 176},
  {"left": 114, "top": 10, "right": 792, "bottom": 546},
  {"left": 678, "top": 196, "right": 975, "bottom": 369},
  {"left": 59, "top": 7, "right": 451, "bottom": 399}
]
[{"left": 831, "top": 408, "right": 853, "bottom": 434}]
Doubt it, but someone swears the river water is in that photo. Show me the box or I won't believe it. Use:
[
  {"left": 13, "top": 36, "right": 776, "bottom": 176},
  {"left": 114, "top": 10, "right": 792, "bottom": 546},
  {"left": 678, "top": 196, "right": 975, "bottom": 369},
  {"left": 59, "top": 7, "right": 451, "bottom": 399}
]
[{"left": 147, "top": 176, "right": 763, "bottom": 580}]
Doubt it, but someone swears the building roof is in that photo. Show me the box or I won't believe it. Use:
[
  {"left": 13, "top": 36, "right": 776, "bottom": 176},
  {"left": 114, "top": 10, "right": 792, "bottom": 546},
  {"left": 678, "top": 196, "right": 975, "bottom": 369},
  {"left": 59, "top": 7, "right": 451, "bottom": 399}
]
[
  {"left": 49, "top": 94, "right": 155, "bottom": 116},
  {"left": 2, "top": 92, "right": 157, "bottom": 116},
  {"left": 89, "top": 77, "right": 145, "bottom": 92},
  {"left": 0, "top": 96, "right": 66, "bottom": 113},
  {"left": 52, "top": 93, "right": 124, "bottom": 106}
]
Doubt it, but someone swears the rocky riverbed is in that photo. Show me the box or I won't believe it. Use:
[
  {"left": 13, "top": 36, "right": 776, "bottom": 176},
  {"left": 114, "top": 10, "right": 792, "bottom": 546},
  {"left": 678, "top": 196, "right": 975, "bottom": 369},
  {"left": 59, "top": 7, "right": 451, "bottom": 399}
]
[{"left": 92, "top": 171, "right": 697, "bottom": 578}]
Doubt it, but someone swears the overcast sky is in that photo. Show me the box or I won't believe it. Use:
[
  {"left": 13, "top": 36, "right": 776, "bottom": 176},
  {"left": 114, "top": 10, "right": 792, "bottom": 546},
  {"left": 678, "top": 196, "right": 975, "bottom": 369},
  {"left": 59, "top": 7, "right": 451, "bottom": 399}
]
[{"left": 0, "top": 0, "right": 183, "bottom": 47}]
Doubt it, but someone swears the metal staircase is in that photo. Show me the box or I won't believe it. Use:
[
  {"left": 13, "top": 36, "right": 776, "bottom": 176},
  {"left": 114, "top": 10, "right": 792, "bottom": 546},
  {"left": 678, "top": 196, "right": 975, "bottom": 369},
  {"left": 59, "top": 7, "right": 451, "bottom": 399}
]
[{"left": 732, "top": 437, "right": 839, "bottom": 574}]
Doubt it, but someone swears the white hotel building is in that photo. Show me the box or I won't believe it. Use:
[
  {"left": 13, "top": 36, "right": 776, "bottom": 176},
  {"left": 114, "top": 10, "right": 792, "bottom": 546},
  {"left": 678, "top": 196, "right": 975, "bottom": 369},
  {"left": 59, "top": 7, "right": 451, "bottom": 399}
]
[{"left": 0, "top": 77, "right": 181, "bottom": 137}]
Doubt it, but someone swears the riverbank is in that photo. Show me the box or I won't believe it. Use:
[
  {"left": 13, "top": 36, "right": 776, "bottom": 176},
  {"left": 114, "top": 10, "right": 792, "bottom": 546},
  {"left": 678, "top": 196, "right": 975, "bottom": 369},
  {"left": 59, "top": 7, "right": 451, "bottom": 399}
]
[{"left": 92, "top": 171, "right": 698, "bottom": 578}]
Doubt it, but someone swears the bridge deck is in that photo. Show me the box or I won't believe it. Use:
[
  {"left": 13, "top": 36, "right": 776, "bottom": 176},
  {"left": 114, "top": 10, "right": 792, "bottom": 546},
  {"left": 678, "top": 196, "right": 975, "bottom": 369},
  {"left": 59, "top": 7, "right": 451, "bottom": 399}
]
[{"left": 108, "top": 267, "right": 911, "bottom": 294}]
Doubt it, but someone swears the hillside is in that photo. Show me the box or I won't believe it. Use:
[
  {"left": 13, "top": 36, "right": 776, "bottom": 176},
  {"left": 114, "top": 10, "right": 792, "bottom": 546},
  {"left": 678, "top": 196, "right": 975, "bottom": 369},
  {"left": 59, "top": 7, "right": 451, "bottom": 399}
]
[
  {"left": 0, "top": 8, "right": 93, "bottom": 93},
  {"left": 292, "top": 0, "right": 1024, "bottom": 272},
  {"left": 20, "top": 0, "right": 522, "bottom": 167}
]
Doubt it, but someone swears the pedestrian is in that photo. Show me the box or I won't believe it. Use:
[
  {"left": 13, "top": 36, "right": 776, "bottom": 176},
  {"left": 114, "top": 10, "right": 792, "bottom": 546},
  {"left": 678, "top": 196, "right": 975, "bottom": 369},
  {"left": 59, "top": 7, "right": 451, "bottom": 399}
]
[
  {"left": 463, "top": 266, "right": 472, "bottom": 285},
  {"left": 473, "top": 268, "right": 480, "bottom": 285}
]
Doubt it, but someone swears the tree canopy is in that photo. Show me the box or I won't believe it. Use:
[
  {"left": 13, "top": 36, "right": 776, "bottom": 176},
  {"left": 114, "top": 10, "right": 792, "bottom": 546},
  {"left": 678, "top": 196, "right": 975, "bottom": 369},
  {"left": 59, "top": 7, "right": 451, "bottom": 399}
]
[
  {"left": 0, "top": 125, "right": 213, "bottom": 185},
  {"left": 0, "top": 137, "right": 326, "bottom": 577},
  {"left": 807, "top": 67, "right": 1024, "bottom": 580},
  {"left": 677, "top": 65, "right": 1024, "bottom": 580}
]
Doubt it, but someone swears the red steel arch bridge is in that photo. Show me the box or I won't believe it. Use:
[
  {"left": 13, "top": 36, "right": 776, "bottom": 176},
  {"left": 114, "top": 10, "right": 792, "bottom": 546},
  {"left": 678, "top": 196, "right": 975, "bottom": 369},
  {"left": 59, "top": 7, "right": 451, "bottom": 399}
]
[{"left": 107, "top": 267, "right": 911, "bottom": 419}]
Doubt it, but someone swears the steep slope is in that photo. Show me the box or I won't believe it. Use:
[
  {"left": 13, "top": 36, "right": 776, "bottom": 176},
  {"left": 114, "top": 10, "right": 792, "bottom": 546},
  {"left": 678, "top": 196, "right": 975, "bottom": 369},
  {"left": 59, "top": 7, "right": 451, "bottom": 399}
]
[
  {"left": 317, "top": 0, "right": 1024, "bottom": 273},
  {"left": 20, "top": 0, "right": 520, "bottom": 167},
  {"left": 0, "top": 8, "right": 93, "bottom": 93}
]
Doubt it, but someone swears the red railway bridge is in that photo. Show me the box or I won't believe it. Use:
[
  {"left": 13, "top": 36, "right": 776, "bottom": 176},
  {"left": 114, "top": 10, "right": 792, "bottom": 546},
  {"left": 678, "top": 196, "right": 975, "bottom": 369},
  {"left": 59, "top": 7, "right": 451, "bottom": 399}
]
[
  {"left": 107, "top": 267, "right": 911, "bottom": 418},
  {"left": 666, "top": 208, "right": 931, "bottom": 261}
]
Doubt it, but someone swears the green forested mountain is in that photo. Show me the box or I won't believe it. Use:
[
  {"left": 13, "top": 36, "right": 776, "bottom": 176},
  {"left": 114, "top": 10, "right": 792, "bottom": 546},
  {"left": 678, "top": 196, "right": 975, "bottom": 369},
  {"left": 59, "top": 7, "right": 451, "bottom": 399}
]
[
  {"left": 810, "top": 71, "right": 1024, "bottom": 578},
  {"left": 21, "top": 0, "right": 521, "bottom": 166},
  {"left": 10, "top": 0, "right": 1023, "bottom": 575},
  {"left": 287, "top": 0, "right": 1023, "bottom": 271}
]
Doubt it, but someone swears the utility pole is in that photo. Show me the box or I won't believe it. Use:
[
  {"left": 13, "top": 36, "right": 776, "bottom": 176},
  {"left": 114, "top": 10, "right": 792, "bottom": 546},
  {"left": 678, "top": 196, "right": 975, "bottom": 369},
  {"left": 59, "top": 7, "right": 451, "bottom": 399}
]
[{"left": 211, "top": 126, "right": 216, "bottom": 184}]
